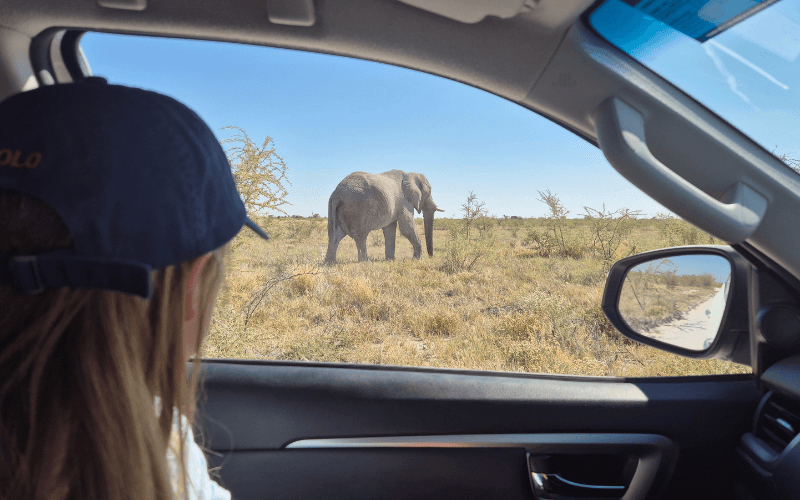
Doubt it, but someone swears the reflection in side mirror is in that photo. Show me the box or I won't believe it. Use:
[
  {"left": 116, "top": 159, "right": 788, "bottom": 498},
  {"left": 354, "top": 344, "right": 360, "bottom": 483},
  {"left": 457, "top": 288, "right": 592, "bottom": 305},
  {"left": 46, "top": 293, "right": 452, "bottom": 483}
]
[{"left": 618, "top": 255, "right": 732, "bottom": 351}]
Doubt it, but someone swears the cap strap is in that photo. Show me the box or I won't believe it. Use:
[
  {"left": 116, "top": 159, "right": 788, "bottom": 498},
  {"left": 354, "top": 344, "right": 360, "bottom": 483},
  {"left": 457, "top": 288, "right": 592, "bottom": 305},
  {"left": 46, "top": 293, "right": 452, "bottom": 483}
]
[{"left": 0, "top": 254, "right": 153, "bottom": 298}]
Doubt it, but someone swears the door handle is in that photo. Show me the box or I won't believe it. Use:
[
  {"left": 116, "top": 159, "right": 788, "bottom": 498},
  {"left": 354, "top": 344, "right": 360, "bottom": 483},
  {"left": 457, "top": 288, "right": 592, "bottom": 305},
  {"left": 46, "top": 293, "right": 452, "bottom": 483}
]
[
  {"left": 287, "top": 434, "right": 674, "bottom": 499},
  {"left": 531, "top": 472, "right": 626, "bottom": 499},
  {"left": 528, "top": 453, "right": 628, "bottom": 499}
]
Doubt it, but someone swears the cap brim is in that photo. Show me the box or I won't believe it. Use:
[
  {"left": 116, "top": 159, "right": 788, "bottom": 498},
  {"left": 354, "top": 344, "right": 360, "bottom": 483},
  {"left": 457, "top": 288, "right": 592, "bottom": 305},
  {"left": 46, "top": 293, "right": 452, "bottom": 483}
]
[{"left": 244, "top": 218, "right": 270, "bottom": 240}]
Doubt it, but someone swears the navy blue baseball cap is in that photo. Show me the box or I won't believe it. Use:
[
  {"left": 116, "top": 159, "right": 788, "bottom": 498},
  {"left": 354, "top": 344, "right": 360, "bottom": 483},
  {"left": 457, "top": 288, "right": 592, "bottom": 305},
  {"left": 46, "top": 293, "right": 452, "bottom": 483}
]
[{"left": 0, "top": 77, "right": 268, "bottom": 298}]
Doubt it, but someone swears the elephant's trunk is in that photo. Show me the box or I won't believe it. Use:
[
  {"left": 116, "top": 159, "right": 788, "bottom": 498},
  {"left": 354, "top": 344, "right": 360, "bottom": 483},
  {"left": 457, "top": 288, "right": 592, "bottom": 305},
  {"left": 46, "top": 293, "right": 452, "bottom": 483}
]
[{"left": 423, "top": 209, "right": 435, "bottom": 257}]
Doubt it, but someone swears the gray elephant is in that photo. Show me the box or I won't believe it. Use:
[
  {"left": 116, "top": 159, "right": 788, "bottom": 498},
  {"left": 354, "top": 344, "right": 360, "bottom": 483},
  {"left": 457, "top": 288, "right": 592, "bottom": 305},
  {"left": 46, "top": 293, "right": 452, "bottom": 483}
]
[{"left": 325, "top": 170, "right": 443, "bottom": 264}]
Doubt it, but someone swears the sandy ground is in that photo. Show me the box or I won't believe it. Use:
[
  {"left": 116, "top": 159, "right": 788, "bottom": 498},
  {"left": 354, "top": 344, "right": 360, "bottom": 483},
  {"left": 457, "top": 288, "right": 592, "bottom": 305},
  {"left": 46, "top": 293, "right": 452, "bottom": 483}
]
[{"left": 646, "top": 286, "right": 728, "bottom": 351}]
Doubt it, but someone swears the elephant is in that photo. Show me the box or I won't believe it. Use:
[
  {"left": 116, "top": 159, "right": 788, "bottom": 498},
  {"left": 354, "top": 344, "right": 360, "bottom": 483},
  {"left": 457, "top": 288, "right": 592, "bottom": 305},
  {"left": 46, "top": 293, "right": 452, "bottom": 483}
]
[{"left": 325, "top": 170, "right": 443, "bottom": 264}]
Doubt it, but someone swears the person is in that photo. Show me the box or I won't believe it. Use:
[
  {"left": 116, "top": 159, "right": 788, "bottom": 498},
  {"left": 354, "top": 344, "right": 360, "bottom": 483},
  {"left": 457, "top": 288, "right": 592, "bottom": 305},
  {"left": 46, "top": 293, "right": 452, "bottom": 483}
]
[{"left": 0, "top": 77, "right": 269, "bottom": 500}]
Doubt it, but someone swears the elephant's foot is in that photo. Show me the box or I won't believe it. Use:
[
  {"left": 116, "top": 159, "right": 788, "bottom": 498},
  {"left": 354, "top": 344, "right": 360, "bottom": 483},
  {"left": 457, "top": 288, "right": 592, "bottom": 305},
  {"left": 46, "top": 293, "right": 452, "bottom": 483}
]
[{"left": 325, "top": 246, "right": 339, "bottom": 265}]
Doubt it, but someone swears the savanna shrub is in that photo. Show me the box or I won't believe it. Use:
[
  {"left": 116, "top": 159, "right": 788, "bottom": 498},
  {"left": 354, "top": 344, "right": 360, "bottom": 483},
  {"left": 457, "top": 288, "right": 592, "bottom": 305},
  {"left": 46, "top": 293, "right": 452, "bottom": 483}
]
[
  {"left": 440, "top": 230, "right": 494, "bottom": 274},
  {"left": 583, "top": 205, "right": 641, "bottom": 267},
  {"left": 289, "top": 273, "right": 316, "bottom": 295},
  {"left": 654, "top": 213, "right": 709, "bottom": 246},
  {"left": 440, "top": 192, "right": 496, "bottom": 274},
  {"left": 426, "top": 311, "right": 462, "bottom": 336},
  {"left": 347, "top": 277, "right": 374, "bottom": 305},
  {"left": 536, "top": 190, "right": 586, "bottom": 259}
]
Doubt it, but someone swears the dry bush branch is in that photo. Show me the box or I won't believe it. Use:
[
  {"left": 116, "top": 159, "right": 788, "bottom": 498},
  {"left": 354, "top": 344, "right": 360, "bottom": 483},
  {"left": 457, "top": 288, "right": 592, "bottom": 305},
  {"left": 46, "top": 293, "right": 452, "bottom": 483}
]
[
  {"left": 244, "top": 268, "right": 326, "bottom": 327},
  {"left": 583, "top": 204, "right": 641, "bottom": 266}
]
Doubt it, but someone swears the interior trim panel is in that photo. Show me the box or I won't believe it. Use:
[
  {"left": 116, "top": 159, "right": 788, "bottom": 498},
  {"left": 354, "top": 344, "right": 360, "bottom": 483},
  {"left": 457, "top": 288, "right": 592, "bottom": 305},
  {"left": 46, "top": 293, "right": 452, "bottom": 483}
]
[
  {"left": 285, "top": 432, "right": 671, "bottom": 450},
  {"left": 195, "top": 360, "right": 759, "bottom": 451},
  {"left": 760, "top": 355, "right": 800, "bottom": 399},
  {"left": 281, "top": 433, "right": 676, "bottom": 500},
  {"left": 208, "top": 432, "right": 675, "bottom": 500},
  {"left": 195, "top": 361, "right": 759, "bottom": 499}
]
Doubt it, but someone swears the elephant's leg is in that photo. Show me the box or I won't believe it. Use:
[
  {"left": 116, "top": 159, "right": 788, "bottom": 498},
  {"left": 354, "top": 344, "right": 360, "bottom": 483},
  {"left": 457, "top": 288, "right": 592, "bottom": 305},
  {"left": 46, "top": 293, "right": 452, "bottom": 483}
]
[
  {"left": 355, "top": 235, "right": 370, "bottom": 262},
  {"left": 398, "top": 212, "right": 422, "bottom": 259},
  {"left": 325, "top": 223, "right": 347, "bottom": 264},
  {"left": 383, "top": 221, "right": 397, "bottom": 260}
]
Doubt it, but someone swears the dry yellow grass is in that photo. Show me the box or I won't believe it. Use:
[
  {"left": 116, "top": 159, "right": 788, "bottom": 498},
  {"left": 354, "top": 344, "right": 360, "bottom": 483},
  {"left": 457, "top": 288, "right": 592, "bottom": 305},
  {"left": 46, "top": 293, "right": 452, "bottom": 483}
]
[{"left": 204, "top": 216, "right": 749, "bottom": 377}]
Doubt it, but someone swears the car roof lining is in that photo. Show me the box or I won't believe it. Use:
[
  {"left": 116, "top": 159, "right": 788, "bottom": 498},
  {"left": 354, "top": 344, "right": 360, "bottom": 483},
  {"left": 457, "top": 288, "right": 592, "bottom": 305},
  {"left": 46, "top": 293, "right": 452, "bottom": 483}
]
[
  {"left": 3, "top": 0, "right": 603, "bottom": 145},
  {"left": 0, "top": 0, "right": 594, "bottom": 102}
]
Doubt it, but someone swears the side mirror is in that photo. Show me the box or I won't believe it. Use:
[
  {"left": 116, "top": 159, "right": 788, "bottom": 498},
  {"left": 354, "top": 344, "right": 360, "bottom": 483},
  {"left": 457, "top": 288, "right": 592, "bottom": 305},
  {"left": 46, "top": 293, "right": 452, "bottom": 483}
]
[{"left": 602, "top": 245, "right": 751, "bottom": 365}]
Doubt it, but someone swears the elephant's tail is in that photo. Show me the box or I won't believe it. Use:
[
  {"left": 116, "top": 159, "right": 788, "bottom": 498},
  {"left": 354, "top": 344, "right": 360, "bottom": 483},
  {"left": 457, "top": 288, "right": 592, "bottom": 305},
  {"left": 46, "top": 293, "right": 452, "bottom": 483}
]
[
  {"left": 325, "top": 195, "right": 340, "bottom": 264},
  {"left": 327, "top": 195, "right": 339, "bottom": 241}
]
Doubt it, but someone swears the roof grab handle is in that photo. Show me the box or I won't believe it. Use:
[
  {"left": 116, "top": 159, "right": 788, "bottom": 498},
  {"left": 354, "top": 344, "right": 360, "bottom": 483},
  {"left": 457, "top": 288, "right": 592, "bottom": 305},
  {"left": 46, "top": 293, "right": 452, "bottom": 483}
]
[
  {"left": 397, "top": 0, "right": 528, "bottom": 24},
  {"left": 593, "top": 98, "right": 767, "bottom": 244},
  {"left": 267, "top": 0, "right": 315, "bottom": 26},
  {"left": 97, "top": 0, "right": 146, "bottom": 11}
]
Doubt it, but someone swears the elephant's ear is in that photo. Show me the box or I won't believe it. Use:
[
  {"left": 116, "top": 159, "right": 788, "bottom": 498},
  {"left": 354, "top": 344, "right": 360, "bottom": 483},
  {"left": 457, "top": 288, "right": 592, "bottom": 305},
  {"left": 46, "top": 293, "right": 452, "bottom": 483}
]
[{"left": 402, "top": 174, "right": 422, "bottom": 213}]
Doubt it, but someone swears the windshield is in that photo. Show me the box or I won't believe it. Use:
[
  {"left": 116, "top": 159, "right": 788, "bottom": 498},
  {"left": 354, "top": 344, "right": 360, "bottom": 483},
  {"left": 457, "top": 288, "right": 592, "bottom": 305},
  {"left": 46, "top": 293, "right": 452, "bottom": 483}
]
[
  {"left": 79, "top": 32, "right": 751, "bottom": 378},
  {"left": 590, "top": 0, "right": 800, "bottom": 171}
]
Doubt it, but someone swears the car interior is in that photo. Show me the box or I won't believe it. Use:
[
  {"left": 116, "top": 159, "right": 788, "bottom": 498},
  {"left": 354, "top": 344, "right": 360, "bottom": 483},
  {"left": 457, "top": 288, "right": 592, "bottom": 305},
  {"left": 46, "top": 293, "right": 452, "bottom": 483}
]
[{"left": 3, "top": 0, "right": 800, "bottom": 499}]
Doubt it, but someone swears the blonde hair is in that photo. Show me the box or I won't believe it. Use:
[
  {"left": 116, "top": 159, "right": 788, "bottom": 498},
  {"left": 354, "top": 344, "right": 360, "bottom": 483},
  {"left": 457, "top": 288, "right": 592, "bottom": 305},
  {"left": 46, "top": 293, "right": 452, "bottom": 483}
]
[{"left": 0, "top": 190, "right": 225, "bottom": 500}]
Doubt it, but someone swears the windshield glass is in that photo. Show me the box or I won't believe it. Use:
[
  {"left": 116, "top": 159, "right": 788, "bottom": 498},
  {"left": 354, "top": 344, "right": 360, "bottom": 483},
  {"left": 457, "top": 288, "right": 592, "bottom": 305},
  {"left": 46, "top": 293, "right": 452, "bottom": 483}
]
[
  {"left": 590, "top": 0, "right": 800, "bottom": 170},
  {"left": 79, "top": 32, "right": 751, "bottom": 378}
]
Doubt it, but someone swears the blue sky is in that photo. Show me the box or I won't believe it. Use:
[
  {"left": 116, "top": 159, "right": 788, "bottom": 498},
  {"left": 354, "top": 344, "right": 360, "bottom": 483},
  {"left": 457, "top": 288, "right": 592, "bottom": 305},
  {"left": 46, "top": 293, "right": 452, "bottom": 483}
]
[
  {"left": 81, "top": 0, "right": 799, "bottom": 218},
  {"left": 81, "top": 33, "right": 665, "bottom": 219},
  {"left": 632, "top": 254, "right": 732, "bottom": 283}
]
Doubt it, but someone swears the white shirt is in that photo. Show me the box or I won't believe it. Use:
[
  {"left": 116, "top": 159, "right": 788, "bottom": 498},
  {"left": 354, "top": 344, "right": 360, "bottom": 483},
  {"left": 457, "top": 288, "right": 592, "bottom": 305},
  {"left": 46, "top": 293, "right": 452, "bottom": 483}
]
[
  {"left": 156, "top": 398, "right": 232, "bottom": 500},
  {"left": 166, "top": 412, "right": 232, "bottom": 500}
]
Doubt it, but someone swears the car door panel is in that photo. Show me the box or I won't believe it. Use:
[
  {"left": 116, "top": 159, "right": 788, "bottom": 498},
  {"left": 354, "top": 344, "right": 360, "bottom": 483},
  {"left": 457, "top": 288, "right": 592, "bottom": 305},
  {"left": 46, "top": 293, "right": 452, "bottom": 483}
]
[
  {"left": 195, "top": 361, "right": 759, "bottom": 499},
  {"left": 207, "top": 448, "right": 531, "bottom": 500}
]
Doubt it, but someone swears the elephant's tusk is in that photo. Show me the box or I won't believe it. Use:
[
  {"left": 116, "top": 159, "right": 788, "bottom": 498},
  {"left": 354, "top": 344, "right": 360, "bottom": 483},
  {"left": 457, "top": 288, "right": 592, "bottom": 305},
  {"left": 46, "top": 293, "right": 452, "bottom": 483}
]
[{"left": 435, "top": 207, "right": 445, "bottom": 212}]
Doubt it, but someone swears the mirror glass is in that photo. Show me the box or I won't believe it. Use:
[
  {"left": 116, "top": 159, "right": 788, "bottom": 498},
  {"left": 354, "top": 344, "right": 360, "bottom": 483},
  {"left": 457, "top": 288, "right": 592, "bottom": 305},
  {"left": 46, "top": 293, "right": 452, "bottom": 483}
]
[{"left": 618, "top": 255, "right": 732, "bottom": 351}]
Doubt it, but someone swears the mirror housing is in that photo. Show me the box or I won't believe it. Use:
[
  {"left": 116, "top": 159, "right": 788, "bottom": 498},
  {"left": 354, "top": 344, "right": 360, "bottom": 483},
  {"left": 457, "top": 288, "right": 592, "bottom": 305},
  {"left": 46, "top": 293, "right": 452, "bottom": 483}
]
[{"left": 602, "top": 245, "right": 751, "bottom": 365}]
